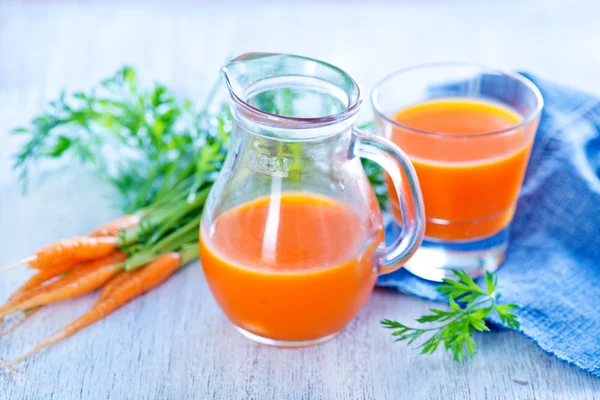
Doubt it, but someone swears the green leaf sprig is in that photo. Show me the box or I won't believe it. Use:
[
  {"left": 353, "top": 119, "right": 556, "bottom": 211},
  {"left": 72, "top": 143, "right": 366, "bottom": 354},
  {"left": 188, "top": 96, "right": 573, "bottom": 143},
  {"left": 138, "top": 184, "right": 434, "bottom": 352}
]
[
  {"left": 12, "top": 66, "right": 230, "bottom": 213},
  {"left": 381, "top": 270, "right": 520, "bottom": 363}
]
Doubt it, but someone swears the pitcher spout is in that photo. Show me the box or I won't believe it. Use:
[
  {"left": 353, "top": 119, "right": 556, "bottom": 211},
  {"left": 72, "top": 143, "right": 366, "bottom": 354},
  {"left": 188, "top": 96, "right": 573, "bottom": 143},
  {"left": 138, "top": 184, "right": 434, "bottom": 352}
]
[{"left": 220, "top": 52, "right": 281, "bottom": 103}]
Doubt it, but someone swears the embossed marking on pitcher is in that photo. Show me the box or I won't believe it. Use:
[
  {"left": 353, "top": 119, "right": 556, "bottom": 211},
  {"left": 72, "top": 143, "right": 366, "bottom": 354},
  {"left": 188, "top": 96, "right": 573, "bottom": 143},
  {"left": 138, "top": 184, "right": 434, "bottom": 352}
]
[{"left": 247, "top": 150, "right": 290, "bottom": 177}]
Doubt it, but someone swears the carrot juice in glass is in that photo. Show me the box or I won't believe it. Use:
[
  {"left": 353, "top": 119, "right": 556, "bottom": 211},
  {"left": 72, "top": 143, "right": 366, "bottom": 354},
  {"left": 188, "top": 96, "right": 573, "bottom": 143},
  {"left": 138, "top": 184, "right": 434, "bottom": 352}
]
[
  {"left": 200, "top": 53, "right": 424, "bottom": 346},
  {"left": 372, "top": 63, "right": 543, "bottom": 281}
]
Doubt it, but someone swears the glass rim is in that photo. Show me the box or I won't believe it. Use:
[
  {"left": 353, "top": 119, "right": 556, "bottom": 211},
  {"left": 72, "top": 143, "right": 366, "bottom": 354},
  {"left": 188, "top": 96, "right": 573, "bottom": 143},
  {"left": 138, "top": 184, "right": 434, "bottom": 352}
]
[
  {"left": 370, "top": 62, "right": 545, "bottom": 138},
  {"left": 222, "top": 52, "right": 363, "bottom": 128}
]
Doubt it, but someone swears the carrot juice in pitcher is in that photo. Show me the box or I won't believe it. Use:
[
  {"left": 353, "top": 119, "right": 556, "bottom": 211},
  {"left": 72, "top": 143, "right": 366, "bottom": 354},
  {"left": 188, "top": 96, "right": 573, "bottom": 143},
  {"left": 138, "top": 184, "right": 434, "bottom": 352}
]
[{"left": 200, "top": 193, "right": 382, "bottom": 342}]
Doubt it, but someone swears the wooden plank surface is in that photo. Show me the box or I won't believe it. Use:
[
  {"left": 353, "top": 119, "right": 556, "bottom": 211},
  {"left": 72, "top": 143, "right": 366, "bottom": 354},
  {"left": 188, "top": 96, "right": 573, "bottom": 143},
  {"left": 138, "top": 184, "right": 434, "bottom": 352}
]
[{"left": 1, "top": 1, "right": 599, "bottom": 399}]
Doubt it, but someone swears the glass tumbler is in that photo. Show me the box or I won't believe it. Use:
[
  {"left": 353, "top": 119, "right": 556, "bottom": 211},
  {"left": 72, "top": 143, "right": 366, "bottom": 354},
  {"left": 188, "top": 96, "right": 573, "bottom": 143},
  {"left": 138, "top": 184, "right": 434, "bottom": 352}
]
[{"left": 372, "top": 63, "right": 543, "bottom": 281}]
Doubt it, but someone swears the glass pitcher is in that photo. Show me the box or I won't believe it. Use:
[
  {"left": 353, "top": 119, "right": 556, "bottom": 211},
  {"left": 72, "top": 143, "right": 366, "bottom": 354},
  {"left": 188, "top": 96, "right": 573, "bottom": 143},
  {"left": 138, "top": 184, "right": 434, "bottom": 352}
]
[{"left": 199, "top": 53, "right": 425, "bottom": 347}]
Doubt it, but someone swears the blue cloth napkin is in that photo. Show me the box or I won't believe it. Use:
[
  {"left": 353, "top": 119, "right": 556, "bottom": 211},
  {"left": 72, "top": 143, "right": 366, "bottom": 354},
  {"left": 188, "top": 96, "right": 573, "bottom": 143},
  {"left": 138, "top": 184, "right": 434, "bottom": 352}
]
[{"left": 377, "top": 74, "right": 600, "bottom": 377}]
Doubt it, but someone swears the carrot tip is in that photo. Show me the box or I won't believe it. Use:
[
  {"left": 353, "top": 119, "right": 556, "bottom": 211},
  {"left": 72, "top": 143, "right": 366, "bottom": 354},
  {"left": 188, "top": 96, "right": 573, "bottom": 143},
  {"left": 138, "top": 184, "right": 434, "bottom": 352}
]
[
  {"left": 8, "top": 346, "right": 42, "bottom": 368},
  {"left": 1, "top": 359, "right": 60, "bottom": 389},
  {"left": 0, "top": 309, "right": 39, "bottom": 336},
  {"left": 1, "top": 360, "right": 20, "bottom": 376},
  {"left": 0, "top": 256, "right": 35, "bottom": 273}
]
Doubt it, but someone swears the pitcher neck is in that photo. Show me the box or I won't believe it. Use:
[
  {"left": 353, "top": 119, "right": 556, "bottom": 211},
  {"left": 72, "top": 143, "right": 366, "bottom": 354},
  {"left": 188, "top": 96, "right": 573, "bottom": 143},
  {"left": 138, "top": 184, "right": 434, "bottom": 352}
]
[
  {"left": 221, "top": 53, "right": 362, "bottom": 140},
  {"left": 230, "top": 105, "right": 358, "bottom": 142}
]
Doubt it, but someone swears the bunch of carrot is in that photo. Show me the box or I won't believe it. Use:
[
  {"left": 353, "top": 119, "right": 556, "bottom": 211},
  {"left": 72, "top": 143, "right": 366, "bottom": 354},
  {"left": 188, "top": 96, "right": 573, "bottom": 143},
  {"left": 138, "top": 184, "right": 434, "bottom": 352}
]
[
  {"left": 1, "top": 201, "right": 201, "bottom": 368},
  {"left": 1, "top": 67, "right": 232, "bottom": 374}
]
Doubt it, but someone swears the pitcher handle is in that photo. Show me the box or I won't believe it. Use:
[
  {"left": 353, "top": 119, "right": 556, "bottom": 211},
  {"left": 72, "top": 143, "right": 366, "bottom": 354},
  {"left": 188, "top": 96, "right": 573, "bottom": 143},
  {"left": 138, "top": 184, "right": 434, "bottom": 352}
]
[{"left": 353, "top": 129, "right": 425, "bottom": 274}]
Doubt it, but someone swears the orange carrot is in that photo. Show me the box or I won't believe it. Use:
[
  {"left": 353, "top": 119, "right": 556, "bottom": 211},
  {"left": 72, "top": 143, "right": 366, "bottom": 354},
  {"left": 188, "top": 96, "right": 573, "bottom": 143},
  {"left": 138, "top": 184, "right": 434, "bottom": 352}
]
[
  {"left": 97, "top": 270, "right": 136, "bottom": 302},
  {"left": 0, "top": 252, "right": 126, "bottom": 318},
  {"left": 12, "top": 261, "right": 78, "bottom": 296},
  {"left": 0, "top": 268, "right": 58, "bottom": 326},
  {"left": 1, "top": 236, "right": 119, "bottom": 273},
  {"left": 2, "top": 217, "right": 133, "bottom": 304},
  {"left": 8, "top": 252, "right": 181, "bottom": 366},
  {"left": 89, "top": 214, "right": 141, "bottom": 237},
  {"left": 30, "top": 236, "right": 119, "bottom": 270},
  {"left": 1, "top": 215, "right": 135, "bottom": 273},
  {"left": 2, "top": 252, "right": 127, "bottom": 308},
  {"left": 0, "top": 265, "right": 69, "bottom": 325}
]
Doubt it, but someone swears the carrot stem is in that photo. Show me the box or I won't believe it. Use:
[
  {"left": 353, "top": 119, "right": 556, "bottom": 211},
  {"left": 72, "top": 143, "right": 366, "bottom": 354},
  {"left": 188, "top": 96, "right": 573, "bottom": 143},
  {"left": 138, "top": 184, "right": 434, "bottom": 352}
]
[
  {"left": 122, "top": 216, "right": 199, "bottom": 272},
  {"left": 146, "top": 204, "right": 196, "bottom": 245},
  {"left": 179, "top": 244, "right": 199, "bottom": 264},
  {"left": 142, "top": 184, "right": 188, "bottom": 213},
  {"left": 124, "top": 233, "right": 197, "bottom": 272},
  {"left": 118, "top": 187, "right": 208, "bottom": 248},
  {"left": 148, "top": 218, "right": 199, "bottom": 253}
]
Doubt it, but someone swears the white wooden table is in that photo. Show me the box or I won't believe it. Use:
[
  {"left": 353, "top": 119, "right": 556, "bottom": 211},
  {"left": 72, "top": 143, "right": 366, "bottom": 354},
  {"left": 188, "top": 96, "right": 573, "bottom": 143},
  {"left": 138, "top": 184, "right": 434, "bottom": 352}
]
[{"left": 1, "top": 1, "right": 599, "bottom": 398}]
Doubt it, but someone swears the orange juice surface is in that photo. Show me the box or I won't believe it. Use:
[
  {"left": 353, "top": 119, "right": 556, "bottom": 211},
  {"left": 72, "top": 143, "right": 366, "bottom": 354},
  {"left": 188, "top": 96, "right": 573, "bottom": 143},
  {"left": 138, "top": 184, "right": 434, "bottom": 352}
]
[
  {"left": 200, "top": 193, "right": 381, "bottom": 341},
  {"left": 388, "top": 98, "right": 532, "bottom": 241}
]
